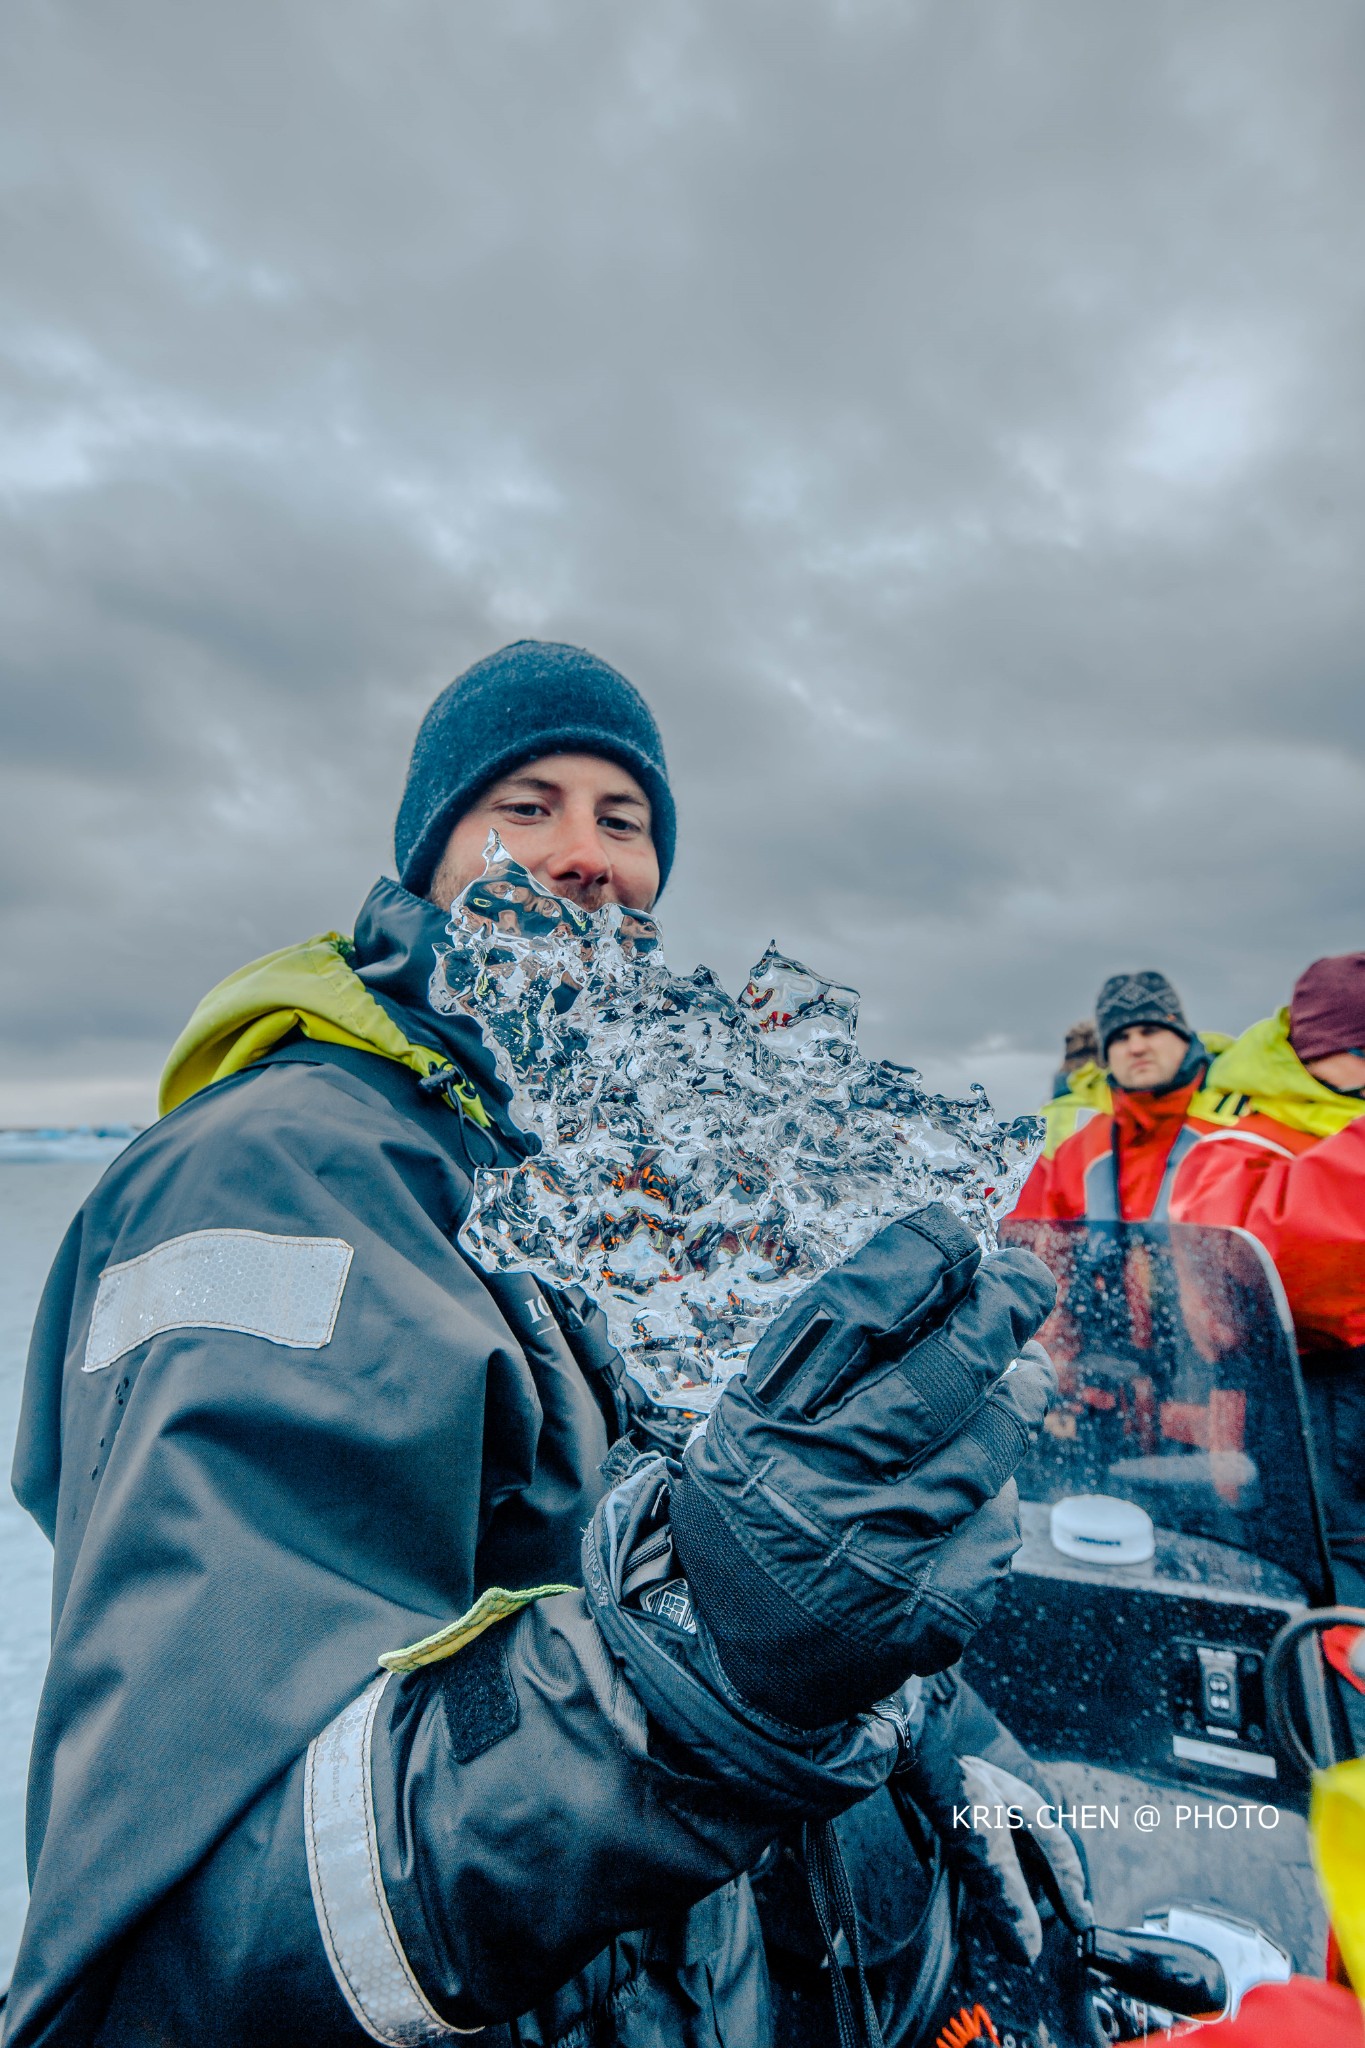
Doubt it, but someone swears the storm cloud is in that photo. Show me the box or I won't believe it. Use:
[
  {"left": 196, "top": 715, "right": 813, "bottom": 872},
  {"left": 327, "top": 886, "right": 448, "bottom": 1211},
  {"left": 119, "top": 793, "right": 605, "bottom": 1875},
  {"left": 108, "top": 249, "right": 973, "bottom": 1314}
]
[{"left": 2, "top": 0, "right": 1363, "bottom": 1122}]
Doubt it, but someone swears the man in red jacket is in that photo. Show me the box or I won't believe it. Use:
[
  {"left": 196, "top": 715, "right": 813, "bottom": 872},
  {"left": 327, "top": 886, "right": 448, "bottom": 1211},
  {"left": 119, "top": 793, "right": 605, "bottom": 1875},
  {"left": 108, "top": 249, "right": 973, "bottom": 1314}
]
[
  {"left": 1013, "top": 970, "right": 1230, "bottom": 1223},
  {"left": 1171, "top": 952, "right": 1365, "bottom": 1592}
]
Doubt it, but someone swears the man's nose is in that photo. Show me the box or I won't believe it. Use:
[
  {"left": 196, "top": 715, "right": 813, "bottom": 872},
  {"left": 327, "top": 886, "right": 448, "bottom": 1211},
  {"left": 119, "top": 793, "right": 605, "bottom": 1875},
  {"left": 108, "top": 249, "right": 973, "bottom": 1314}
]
[{"left": 541, "top": 815, "right": 611, "bottom": 891}]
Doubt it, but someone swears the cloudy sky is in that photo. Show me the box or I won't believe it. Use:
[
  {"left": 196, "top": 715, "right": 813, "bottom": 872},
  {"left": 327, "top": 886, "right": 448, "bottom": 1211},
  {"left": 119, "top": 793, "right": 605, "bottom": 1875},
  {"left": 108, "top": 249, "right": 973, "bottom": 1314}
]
[{"left": 3, "top": 0, "right": 1362, "bottom": 1125}]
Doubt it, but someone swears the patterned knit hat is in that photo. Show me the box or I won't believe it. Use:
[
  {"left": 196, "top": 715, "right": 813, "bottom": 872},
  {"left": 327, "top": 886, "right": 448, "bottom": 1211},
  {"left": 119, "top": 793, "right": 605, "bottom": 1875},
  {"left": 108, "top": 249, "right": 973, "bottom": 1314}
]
[{"left": 1094, "top": 971, "right": 1192, "bottom": 1056}]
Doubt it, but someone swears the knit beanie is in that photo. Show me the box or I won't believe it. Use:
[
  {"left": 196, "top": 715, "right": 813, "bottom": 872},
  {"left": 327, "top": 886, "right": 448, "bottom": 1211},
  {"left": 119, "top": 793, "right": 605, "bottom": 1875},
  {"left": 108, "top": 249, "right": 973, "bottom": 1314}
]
[
  {"left": 1289, "top": 953, "right": 1365, "bottom": 1062},
  {"left": 1094, "top": 971, "right": 1192, "bottom": 1056},
  {"left": 394, "top": 641, "right": 676, "bottom": 898}
]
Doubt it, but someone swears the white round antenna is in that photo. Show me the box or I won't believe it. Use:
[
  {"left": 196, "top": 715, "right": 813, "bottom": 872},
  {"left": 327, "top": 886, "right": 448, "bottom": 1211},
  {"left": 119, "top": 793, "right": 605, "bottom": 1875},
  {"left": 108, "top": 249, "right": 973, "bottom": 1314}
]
[{"left": 1050, "top": 1493, "right": 1155, "bottom": 1565}]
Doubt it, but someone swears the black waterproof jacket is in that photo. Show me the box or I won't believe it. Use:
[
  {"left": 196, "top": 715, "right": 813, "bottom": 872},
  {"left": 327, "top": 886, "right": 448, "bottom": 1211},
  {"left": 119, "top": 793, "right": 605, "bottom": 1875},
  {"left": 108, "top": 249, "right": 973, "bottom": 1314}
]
[{"left": 7, "top": 883, "right": 896, "bottom": 2048}]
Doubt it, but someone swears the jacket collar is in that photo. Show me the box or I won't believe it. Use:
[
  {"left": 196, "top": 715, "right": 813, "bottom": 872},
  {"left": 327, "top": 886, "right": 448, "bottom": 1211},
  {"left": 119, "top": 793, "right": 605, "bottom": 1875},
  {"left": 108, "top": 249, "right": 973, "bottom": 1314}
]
[
  {"left": 1205, "top": 1007, "right": 1365, "bottom": 1139},
  {"left": 351, "top": 876, "right": 524, "bottom": 1144},
  {"left": 1110, "top": 1072, "right": 1203, "bottom": 1144}
]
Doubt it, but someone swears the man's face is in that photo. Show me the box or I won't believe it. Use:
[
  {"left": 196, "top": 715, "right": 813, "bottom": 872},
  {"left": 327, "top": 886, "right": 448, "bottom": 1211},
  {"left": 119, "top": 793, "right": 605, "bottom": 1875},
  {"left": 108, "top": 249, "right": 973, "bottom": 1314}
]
[
  {"left": 428, "top": 752, "right": 660, "bottom": 913},
  {"left": 1106, "top": 1023, "right": 1190, "bottom": 1092},
  {"left": 1303, "top": 1049, "right": 1365, "bottom": 1098}
]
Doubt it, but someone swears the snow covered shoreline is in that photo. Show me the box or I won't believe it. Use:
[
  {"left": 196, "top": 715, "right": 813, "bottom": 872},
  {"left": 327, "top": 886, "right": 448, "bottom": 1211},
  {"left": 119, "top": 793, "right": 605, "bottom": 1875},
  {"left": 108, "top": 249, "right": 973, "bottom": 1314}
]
[{"left": 0, "top": 1127, "right": 139, "bottom": 1165}]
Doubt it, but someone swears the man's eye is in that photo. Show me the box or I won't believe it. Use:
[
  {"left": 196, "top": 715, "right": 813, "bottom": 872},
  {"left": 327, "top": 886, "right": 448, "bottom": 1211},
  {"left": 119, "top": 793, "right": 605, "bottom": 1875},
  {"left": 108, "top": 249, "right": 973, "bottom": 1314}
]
[
  {"left": 501, "top": 802, "right": 548, "bottom": 820},
  {"left": 600, "top": 814, "right": 642, "bottom": 835}
]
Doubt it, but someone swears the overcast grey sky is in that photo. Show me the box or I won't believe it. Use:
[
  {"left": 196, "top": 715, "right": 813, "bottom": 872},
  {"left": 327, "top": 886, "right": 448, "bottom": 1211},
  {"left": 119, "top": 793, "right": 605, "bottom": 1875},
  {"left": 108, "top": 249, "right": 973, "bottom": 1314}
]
[{"left": 2, "top": 0, "right": 1362, "bottom": 1125}]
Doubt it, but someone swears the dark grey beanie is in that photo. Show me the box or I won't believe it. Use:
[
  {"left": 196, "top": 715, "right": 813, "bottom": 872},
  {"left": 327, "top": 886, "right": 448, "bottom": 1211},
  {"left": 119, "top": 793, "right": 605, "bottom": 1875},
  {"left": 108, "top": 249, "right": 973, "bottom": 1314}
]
[
  {"left": 1095, "top": 970, "right": 1192, "bottom": 1055},
  {"left": 394, "top": 640, "right": 676, "bottom": 898}
]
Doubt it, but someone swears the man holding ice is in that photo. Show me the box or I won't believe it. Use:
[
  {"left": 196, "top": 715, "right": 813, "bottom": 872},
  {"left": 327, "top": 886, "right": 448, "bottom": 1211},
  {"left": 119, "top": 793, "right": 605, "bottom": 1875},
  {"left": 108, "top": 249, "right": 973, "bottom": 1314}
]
[{"left": 8, "top": 641, "right": 1073, "bottom": 2048}]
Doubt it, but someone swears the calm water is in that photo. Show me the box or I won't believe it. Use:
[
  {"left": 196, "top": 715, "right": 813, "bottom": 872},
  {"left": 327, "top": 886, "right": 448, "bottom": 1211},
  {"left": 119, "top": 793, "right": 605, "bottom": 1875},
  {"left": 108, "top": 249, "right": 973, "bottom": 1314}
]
[{"left": 0, "top": 1158, "right": 114, "bottom": 1981}]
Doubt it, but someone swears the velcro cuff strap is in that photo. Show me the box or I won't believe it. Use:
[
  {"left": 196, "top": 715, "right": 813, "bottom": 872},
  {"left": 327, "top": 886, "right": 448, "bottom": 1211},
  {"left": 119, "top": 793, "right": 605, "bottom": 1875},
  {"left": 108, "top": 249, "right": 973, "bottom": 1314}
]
[
  {"left": 901, "top": 1333, "right": 981, "bottom": 1439},
  {"left": 902, "top": 1206, "right": 978, "bottom": 1266},
  {"left": 958, "top": 1400, "right": 1029, "bottom": 1497},
  {"left": 439, "top": 1628, "right": 519, "bottom": 1764}
]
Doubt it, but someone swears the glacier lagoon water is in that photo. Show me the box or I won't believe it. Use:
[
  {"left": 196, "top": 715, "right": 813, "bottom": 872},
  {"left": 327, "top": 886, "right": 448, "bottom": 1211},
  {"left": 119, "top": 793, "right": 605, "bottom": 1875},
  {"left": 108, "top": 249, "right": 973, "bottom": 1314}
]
[
  {"left": 435, "top": 843, "right": 1042, "bottom": 1416},
  {"left": 0, "top": 1155, "right": 121, "bottom": 1980}
]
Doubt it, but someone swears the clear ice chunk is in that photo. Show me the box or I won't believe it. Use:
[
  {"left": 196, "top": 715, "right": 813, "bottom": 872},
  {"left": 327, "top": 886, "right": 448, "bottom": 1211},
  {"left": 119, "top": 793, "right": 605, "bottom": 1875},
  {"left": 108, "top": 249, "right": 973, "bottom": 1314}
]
[{"left": 432, "top": 838, "right": 1042, "bottom": 1417}]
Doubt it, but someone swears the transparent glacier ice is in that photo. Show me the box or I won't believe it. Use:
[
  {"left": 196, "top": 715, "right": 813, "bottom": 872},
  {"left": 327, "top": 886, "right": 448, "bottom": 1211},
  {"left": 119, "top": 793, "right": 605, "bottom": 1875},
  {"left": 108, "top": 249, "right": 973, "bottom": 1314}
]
[{"left": 432, "top": 839, "right": 1042, "bottom": 1416}]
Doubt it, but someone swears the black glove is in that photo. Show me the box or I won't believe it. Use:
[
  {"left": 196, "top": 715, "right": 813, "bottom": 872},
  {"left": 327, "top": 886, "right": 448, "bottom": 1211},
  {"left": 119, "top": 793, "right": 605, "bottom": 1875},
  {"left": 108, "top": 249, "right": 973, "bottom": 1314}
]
[
  {"left": 894, "top": 1670, "right": 1092, "bottom": 1965},
  {"left": 669, "top": 1202, "right": 1057, "bottom": 1728}
]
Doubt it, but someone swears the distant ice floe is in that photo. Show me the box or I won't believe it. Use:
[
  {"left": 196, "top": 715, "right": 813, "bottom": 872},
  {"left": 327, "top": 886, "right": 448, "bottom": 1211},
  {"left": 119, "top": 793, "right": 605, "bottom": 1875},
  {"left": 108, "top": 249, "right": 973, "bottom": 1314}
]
[
  {"left": 0, "top": 1127, "right": 139, "bottom": 1165},
  {"left": 433, "top": 839, "right": 1042, "bottom": 1415}
]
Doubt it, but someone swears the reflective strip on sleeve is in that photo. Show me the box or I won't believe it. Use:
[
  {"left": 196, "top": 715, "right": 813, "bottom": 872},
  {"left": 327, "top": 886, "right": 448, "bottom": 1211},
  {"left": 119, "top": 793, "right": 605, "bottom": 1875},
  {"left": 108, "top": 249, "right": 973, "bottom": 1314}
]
[
  {"left": 1183, "top": 1127, "right": 1297, "bottom": 1162},
  {"left": 304, "top": 1675, "right": 477, "bottom": 2043},
  {"left": 83, "top": 1228, "right": 354, "bottom": 1372},
  {"left": 1081, "top": 1143, "right": 1120, "bottom": 1222},
  {"left": 1151, "top": 1123, "right": 1202, "bottom": 1222}
]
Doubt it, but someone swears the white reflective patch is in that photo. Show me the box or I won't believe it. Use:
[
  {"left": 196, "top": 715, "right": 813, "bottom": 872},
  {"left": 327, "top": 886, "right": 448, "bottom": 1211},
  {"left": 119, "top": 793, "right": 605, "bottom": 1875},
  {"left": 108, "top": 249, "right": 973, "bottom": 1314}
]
[
  {"left": 304, "top": 1676, "right": 475, "bottom": 2043},
  {"left": 83, "top": 1228, "right": 353, "bottom": 1373}
]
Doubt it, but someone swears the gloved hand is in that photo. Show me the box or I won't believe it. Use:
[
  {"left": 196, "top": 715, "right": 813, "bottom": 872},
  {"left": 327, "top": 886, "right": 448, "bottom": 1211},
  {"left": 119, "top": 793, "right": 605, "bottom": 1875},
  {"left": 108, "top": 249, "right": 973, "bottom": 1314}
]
[
  {"left": 894, "top": 1669, "right": 1093, "bottom": 1965},
  {"left": 669, "top": 1202, "right": 1057, "bottom": 1728}
]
